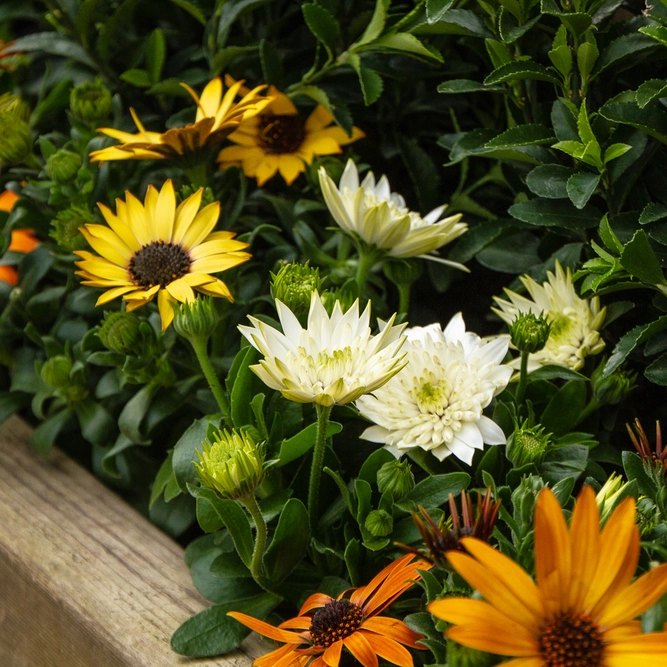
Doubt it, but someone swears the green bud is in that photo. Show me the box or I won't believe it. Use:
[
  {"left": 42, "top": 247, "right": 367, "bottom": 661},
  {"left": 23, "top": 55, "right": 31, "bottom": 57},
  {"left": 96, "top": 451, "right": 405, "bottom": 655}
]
[
  {"left": 0, "top": 93, "right": 30, "bottom": 123},
  {"left": 592, "top": 362, "right": 635, "bottom": 406},
  {"left": 320, "top": 287, "right": 357, "bottom": 317},
  {"left": 596, "top": 472, "right": 634, "bottom": 523},
  {"left": 40, "top": 355, "right": 72, "bottom": 388},
  {"left": 173, "top": 297, "right": 218, "bottom": 341},
  {"left": 383, "top": 258, "right": 423, "bottom": 286},
  {"left": 178, "top": 185, "right": 214, "bottom": 208},
  {"left": 70, "top": 79, "right": 113, "bottom": 122},
  {"left": 50, "top": 205, "right": 93, "bottom": 252},
  {"left": 46, "top": 149, "right": 82, "bottom": 183},
  {"left": 509, "top": 312, "right": 551, "bottom": 354},
  {"left": 98, "top": 311, "right": 142, "bottom": 355},
  {"left": 511, "top": 474, "right": 546, "bottom": 531},
  {"left": 506, "top": 422, "right": 551, "bottom": 467},
  {"left": 270, "top": 262, "right": 322, "bottom": 320},
  {"left": 446, "top": 639, "right": 495, "bottom": 667},
  {"left": 377, "top": 459, "right": 415, "bottom": 500},
  {"left": 0, "top": 110, "right": 32, "bottom": 163},
  {"left": 365, "top": 509, "right": 394, "bottom": 537},
  {"left": 194, "top": 429, "right": 264, "bottom": 500}
]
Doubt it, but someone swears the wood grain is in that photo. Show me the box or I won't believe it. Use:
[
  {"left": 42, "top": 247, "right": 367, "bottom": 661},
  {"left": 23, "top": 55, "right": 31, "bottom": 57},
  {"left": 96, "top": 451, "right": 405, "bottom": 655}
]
[{"left": 0, "top": 416, "right": 268, "bottom": 667}]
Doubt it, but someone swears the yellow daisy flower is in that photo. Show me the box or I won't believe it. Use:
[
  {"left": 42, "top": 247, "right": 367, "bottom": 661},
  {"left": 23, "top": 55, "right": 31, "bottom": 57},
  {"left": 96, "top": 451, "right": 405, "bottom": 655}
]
[
  {"left": 89, "top": 78, "right": 272, "bottom": 162},
  {"left": 75, "top": 180, "right": 251, "bottom": 330},
  {"left": 217, "top": 78, "right": 364, "bottom": 186},
  {"left": 429, "top": 486, "right": 667, "bottom": 667}
]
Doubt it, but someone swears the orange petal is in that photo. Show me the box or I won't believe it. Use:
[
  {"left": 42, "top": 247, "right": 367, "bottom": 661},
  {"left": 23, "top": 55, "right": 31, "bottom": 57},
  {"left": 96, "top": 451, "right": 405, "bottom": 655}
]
[
  {"left": 255, "top": 644, "right": 297, "bottom": 667},
  {"left": 322, "top": 639, "right": 342, "bottom": 667},
  {"left": 361, "top": 631, "right": 413, "bottom": 667},
  {"left": 568, "top": 486, "right": 601, "bottom": 609},
  {"left": 343, "top": 632, "right": 378, "bottom": 667},
  {"left": 446, "top": 623, "right": 538, "bottom": 657},
  {"left": 0, "top": 265, "right": 18, "bottom": 285},
  {"left": 0, "top": 189, "right": 19, "bottom": 212},
  {"left": 299, "top": 593, "right": 333, "bottom": 616},
  {"left": 534, "top": 488, "right": 571, "bottom": 615},
  {"left": 496, "top": 659, "right": 544, "bottom": 667},
  {"left": 360, "top": 616, "right": 424, "bottom": 649},
  {"left": 226, "top": 611, "right": 303, "bottom": 644},
  {"left": 605, "top": 632, "right": 667, "bottom": 667},
  {"left": 279, "top": 616, "right": 311, "bottom": 630},
  {"left": 9, "top": 229, "right": 38, "bottom": 252}
]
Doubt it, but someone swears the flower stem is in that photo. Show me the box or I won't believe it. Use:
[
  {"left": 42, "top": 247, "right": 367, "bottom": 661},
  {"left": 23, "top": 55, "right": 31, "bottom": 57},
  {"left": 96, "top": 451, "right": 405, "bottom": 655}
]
[
  {"left": 516, "top": 351, "right": 530, "bottom": 406},
  {"left": 308, "top": 403, "right": 333, "bottom": 533},
  {"left": 240, "top": 493, "right": 270, "bottom": 592},
  {"left": 355, "top": 251, "right": 377, "bottom": 298},
  {"left": 185, "top": 161, "right": 210, "bottom": 189},
  {"left": 575, "top": 397, "right": 600, "bottom": 427},
  {"left": 398, "top": 283, "right": 411, "bottom": 321},
  {"left": 190, "top": 336, "right": 232, "bottom": 427}
]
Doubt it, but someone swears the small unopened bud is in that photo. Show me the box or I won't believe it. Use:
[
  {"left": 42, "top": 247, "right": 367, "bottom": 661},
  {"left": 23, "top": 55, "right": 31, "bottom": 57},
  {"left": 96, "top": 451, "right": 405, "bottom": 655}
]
[
  {"left": 383, "top": 259, "right": 423, "bottom": 286},
  {"left": 0, "top": 93, "right": 30, "bottom": 123},
  {"left": 173, "top": 297, "right": 218, "bottom": 341},
  {"left": 592, "top": 362, "right": 635, "bottom": 406},
  {"left": 377, "top": 459, "right": 415, "bottom": 500},
  {"left": 320, "top": 288, "right": 356, "bottom": 317},
  {"left": 98, "top": 311, "right": 141, "bottom": 354},
  {"left": 50, "top": 205, "right": 92, "bottom": 252},
  {"left": 70, "top": 79, "right": 112, "bottom": 122},
  {"left": 0, "top": 110, "right": 32, "bottom": 163},
  {"left": 509, "top": 312, "right": 551, "bottom": 354},
  {"left": 46, "top": 149, "right": 81, "bottom": 183},
  {"left": 506, "top": 423, "right": 551, "bottom": 467},
  {"left": 194, "top": 429, "right": 264, "bottom": 500},
  {"left": 511, "top": 474, "right": 545, "bottom": 530},
  {"left": 365, "top": 509, "right": 393, "bottom": 537},
  {"left": 271, "top": 262, "right": 323, "bottom": 321},
  {"left": 40, "top": 355, "right": 72, "bottom": 388},
  {"left": 596, "top": 473, "right": 633, "bottom": 523}
]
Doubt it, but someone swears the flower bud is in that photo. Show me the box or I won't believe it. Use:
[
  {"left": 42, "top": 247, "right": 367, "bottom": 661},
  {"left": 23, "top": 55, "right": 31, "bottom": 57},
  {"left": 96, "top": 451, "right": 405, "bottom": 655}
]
[
  {"left": 173, "top": 297, "right": 218, "bottom": 341},
  {"left": 511, "top": 474, "right": 545, "bottom": 531},
  {"left": 383, "top": 258, "right": 423, "bottom": 286},
  {"left": 509, "top": 312, "right": 551, "bottom": 354},
  {"left": 270, "top": 262, "right": 322, "bottom": 321},
  {"left": 377, "top": 459, "right": 415, "bottom": 500},
  {"left": 98, "top": 311, "right": 141, "bottom": 355},
  {"left": 506, "top": 423, "right": 551, "bottom": 467},
  {"left": 446, "top": 640, "right": 495, "bottom": 667},
  {"left": 596, "top": 473, "right": 633, "bottom": 523},
  {"left": 70, "top": 80, "right": 112, "bottom": 122},
  {"left": 320, "top": 287, "right": 356, "bottom": 317},
  {"left": 49, "top": 205, "right": 92, "bottom": 252},
  {"left": 0, "top": 93, "right": 30, "bottom": 122},
  {"left": 194, "top": 429, "right": 264, "bottom": 500},
  {"left": 365, "top": 509, "right": 393, "bottom": 537},
  {"left": 40, "top": 355, "right": 72, "bottom": 388},
  {"left": 0, "top": 110, "right": 32, "bottom": 163},
  {"left": 592, "top": 362, "right": 635, "bottom": 406},
  {"left": 46, "top": 149, "right": 81, "bottom": 183}
]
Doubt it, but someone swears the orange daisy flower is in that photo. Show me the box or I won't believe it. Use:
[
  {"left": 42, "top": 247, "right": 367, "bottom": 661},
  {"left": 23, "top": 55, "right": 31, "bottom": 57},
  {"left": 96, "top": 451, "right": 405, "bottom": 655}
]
[
  {"left": 229, "top": 554, "right": 431, "bottom": 667},
  {"left": 0, "top": 189, "right": 19, "bottom": 212},
  {"left": 0, "top": 190, "right": 38, "bottom": 285},
  {"left": 429, "top": 486, "right": 667, "bottom": 667}
]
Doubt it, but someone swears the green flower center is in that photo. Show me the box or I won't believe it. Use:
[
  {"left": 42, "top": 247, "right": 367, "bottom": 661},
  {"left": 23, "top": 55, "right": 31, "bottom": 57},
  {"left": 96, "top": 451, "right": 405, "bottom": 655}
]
[
  {"left": 539, "top": 612, "right": 604, "bottom": 667},
  {"left": 309, "top": 599, "right": 364, "bottom": 648},
  {"left": 259, "top": 114, "right": 306, "bottom": 154},
  {"left": 416, "top": 380, "right": 449, "bottom": 412},
  {"left": 129, "top": 241, "right": 191, "bottom": 288}
]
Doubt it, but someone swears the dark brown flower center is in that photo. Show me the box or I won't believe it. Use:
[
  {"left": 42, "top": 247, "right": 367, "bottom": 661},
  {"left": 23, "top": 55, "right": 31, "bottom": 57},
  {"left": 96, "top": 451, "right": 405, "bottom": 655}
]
[
  {"left": 128, "top": 241, "right": 191, "bottom": 289},
  {"left": 309, "top": 599, "right": 364, "bottom": 648},
  {"left": 539, "top": 612, "right": 604, "bottom": 667},
  {"left": 258, "top": 114, "right": 306, "bottom": 154}
]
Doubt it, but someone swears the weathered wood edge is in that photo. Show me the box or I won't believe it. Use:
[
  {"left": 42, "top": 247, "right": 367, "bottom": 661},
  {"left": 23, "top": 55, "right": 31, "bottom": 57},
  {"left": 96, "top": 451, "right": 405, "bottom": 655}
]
[{"left": 0, "top": 416, "right": 268, "bottom": 667}]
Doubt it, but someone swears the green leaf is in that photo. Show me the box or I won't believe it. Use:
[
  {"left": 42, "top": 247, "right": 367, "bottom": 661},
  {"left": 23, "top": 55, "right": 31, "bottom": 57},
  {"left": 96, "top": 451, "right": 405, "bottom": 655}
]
[
  {"left": 599, "top": 102, "right": 667, "bottom": 146},
  {"left": 437, "top": 79, "right": 504, "bottom": 94},
  {"left": 368, "top": 33, "right": 443, "bottom": 62},
  {"left": 577, "top": 41, "right": 599, "bottom": 81},
  {"left": 348, "top": 53, "right": 383, "bottom": 105},
  {"left": 169, "top": 0, "right": 207, "bottom": 25},
  {"left": 395, "top": 472, "right": 470, "bottom": 512},
  {"left": 499, "top": 11, "right": 541, "bottom": 44},
  {"left": 603, "top": 143, "right": 632, "bottom": 163},
  {"left": 29, "top": 408, "right": 73, "bottom": 456},
  {"left": 417, "top": 9, "right": 492, "bottom": 37},
  {"left": 485, "top": 61, "right": 561, "bottom": 86},
  {"left": 599, "top": 214, "right": 624, "bottom": 253},
  {"left": 640, "top": 202, "right": 667, "bottom": 225},
  {"left": 264, "top": 499, "right": 310, "bottom": 584},
  {"left": 527, "top": 365, "right": 588, "bottom": 382},
  {"left": 171, "top": 594, "right": 281, "bottom": 657},
  {"left": 509, "top": 199, "right": 601, "bottom": 229},
  {"left": 622, "top": 450, "right": 654, "bottom": 497},
  {"left": 620, "top": 229, "right": 666, "bottom": 285},
  {"left": 567, "top": 172, "right": 600, "bottom": 209},
  {"left": 146, "top": 28, "right": 166, "bottom": 84},
  {"left": 188, "top": 485, "right": 253, "bottom": 568},
  {"left": 539, "top": 445, "right": 588, "bottom": 483},
  {"left": 358, "top": 448, "right": 396, "bottom": 485},
  {"left": 645, "top": 350, "right": 667, "bottom": 385},
  {"left": 639, "top": 24, "right": 667, "bottom": 47},
  {"left": 526, "top": 165, "right": 574, "bottom": 198},
  {"left": 540, "top": 381, "right": 587, "bottom": 436},
  {"left": 636, "top": 79, "right": 667, "bottom": 109},
  {"left": 230, "top": 346, "right": 261, "bottom": 428},
  {"left": 118, "top": 383, "right": 159, "bottom": 444},
  {"left": 448, "top": 128, "right": 555, "bottom": 165},
  {"left": 356, "top": 0, "right": 389, "bottom": 46},
  {"left": 197, "top": 497, "right": 224, "bottom": 533},
  {"left": 426, "top": 0, "right": 454, "bottom": 23},
  {"left": 260, "top": 39, "right": 282, "bottom": 86},
  {"left": 593, "top": 33, "right": 658, "bottom": 78},
  {"left": 604, "top": 316, "right": 667, "bottom": 376},
  {"left": 173, "top": 415, "right": 222, "bottom": 492},
  {"left": 549, "top": 45, "right": 573, "bottom": 77},
  {"left": 150, "top": 451, "right": 176, "bottom": 509},
  {"left": 577, "top": 102, "right": 596, "bottom": 146},
  {"left": 120, "top": 68, "right": 151, "bottom": 87},
  {"left": 485, "top": 124, "right": 556, "bottom": 148},
  {"left": 302, "top": 3, "right": 340, "bottom": 57},
  {"left": 276, "top": 421, "right": 343, "bottom": 466},
  {"left": 552, "top": 99, "right": 579, "bottom": 141},
  {"left": 8, "top": 32, "right": 96, "bottom": 67}
]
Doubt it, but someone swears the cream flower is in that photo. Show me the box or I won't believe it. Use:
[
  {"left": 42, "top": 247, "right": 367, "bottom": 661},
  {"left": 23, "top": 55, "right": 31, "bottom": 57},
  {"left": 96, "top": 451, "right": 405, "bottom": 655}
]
[
  {"left": 238, "top": 292, "right": 407, "bottom": 406},
  {"left": 356, "top": 314, "right": 512, "bottom": 465},
  {"left": 318, "top": 159, "right": 468, "bottom": 266},
  {"left": 493, "top": 261, "right": 606, "bottom": 372}
]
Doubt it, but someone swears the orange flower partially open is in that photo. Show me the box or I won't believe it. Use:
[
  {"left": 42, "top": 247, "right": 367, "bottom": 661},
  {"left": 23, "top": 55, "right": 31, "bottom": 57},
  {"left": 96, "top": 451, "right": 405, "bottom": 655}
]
[
  {"left": 229, "top": 554, "right": 431, "bottom": 667},
  {"left": 0, "top": 190, "right": 38, "bottom": 285},
  {"left": 429, "top": 486, "right": 667, "bottom": 667}
]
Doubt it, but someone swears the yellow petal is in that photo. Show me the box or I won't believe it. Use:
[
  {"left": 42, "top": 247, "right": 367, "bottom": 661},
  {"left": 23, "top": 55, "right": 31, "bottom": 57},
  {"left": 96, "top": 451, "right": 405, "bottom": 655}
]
[
  {"left": 188, "top": 238, "right": 249, "bottom": 260},
  {"left": 305, "top": 105, "right": 333, "bottom": 131},
  {"left": 165, "top": 277, "right": 196, "bottom": 303},
  {"left": 180, "top": 202, "right": 220, "bottom": 251},
  {"left": 154, "top": 179, "right": 176, "bottom": 241},
  {"left": 277, "top": 154, "right": 306, "bottom": 185},
  {"left": 125, "top": 192, "right": 152, "bottom": 246},
  {"left": 123, "top": 284, "right": 161, "bottom": 301},
  {"left": 268, "top": 89, "right": 298, "bottom": 115},
  {"left": 255, "top": 155, "right": 279, "bottom": 185},
  {"left": 95, "top": 285, "right": 137, "bottom": 305},
  {"left": 446, "top": 623, "right": 538, "bottom": 657},
  {"left": 568, "top": 486, "right": 601, "bottom": 609},
  {"left": 190, "top": 252, "right": 250, "bottom": 275},
  {"left": 157, "top": 288, "right": 175, "bottom": 330},
  {"left": 98, "top": 203, "right": 141, "bottom": 252},
  {"left": 172, "top": 188, "right": 203, "bottom": 245},
  {"left": 125, "top": 299, "right": 147, "bottom": 312},
  {"left": 143, "top": 185, "right": 160, "bottom": 240},
  {"left": 199, "top": 77, "right": 223, "bottom": 120},
  {"left": 79, "top": 227, "right": 131, "bottom": 267},
  {"left": 196, "top": 279, "right": 233, "bottom": 300}
]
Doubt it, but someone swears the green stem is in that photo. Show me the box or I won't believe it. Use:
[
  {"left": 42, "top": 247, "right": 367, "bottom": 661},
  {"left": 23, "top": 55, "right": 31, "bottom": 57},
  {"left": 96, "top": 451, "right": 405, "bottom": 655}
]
[
  {"left": 190, "top": 336, "right": 232, "bottom": 427},
  {"left": 308, "top": 403, "right": 333, "bottom": 533},
  {"left": 185, "top": 161, "right": 210, "bottom": 189},
  {"left": 516, "top": 351, "right": 530, "bottom": 406},
  {"left": 240, "top": 494, "right": 270, "bottom": 591},
  {"left": 398, "top": 283, "right": 411, "bottom": 321},
  {"left": 575, "top": 397, "right": 600, "bottom": 426},
  {"left": 355, "top": 251, "right": 377, "bottom": 298}
]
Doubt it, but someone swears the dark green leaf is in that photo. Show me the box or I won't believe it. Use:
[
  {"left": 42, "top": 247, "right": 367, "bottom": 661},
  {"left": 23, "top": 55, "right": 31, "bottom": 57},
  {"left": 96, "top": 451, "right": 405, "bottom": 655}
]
[
  {"left": 527, "top": 365, "right": 588, "bottom": 382},
  {"left": 485, "top": 124, "right": 556, "bottom": 148},
  {"left": 622, "top": 451, "right": 655, "bottom": 497},
  {"left": 118, "top": 383, "right": 159, "bottom": 444},
  {"left": 645, "top": 350, "right": 667, "bottom": 385},
  {"left": 599, "top": 102, "right": 667, "bottom": 146},
  {"left": 551, "top": 99, "right": 579, "bottom": 141},
  {"left": 620, "top": 229, "right": 666, "bottom": 285},
  {"left": 636, "top": 79, "right": 667, "bottom": 109},
  {"left": 526, "top": 165, "right": 574, "bottom": 198},
  {"left": 302, "top": 3, "right": 340, "bottom": 57},
  {"left": 426, "top": 0, "right": 454, "bottom": 23},
  {"left": 146, "top": 29, "right": 166, "bottom": 84},
  {"left": 264, "top": 498, "right": 310, "bottom": 584},
  {"left": 567, "top": 172, "right": 600, "bottom": 209},
  {"left": 604, "top": 316, "right": 667, "bottom": 376},
  {"left": 640, "top": 202, "right": 667, "bottom": 225},
  {"left": 276, "top": 421, "right": 342, "bottom": 466},
  {"left": 437, "top": 79, "right": 504, "bottom": 94},
  {"left": 8, "top": 33, "right": 96, "bottom": 67},
  {"left": 30, "top": 408, "right": 73, "bottom": 456},
  {"left": 169, "top": 0, "right": 207, "bottom": 25},
  {"left": 396, "top": 472, "right": 470, "bottom": 511},
  {"left": 173, "top": 415, "right": 222, "bottom": 491},
  {"left": 230, "top": 346, "right": 261, "bottom": 429},
  {"left": 509, "top": 199, "right": 601, "bottom": 229},
  {"left": 593, "top": 33, "right": 657, "bottom": 77},
  {"left": 485, "top": 61, "right": 560, "bottom": 86},
  {"left": 120, "top": 68, "right": 152, "bottom": 87},
  {"left": 540, "top": 380, "right": 587, "bottom": 436}
]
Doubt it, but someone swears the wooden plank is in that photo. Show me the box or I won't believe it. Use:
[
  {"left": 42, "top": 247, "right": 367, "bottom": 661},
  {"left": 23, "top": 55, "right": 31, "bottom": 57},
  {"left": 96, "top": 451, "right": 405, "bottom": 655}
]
[{"left": 0, "top": 416, "right": 267, "bottom": 667}]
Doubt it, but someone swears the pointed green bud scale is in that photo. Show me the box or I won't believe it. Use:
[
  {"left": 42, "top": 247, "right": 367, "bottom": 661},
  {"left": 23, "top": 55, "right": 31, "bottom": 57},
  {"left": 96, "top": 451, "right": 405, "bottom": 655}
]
[
  {"left": 173, "top": 296, "right": 218, "bottom": 342},
  {"left": 0, "top": 110, "right": 32, "bottom": 163},
  {"left": 509, "top": 312, "right": 551, "bottom": 353},
  {"left": 270, "top": 261, "right": 322, "bottom": 321},
  {"left": 98, "top": 311, "right": 142, "bottom": 355},
  {"left": 70, "top": 80, "right": 112, "bottom": 122},
  {"left": 365, "top": 509, "right": 393, "bottom": 537},
  {"left": 506, "top": 423, "right": 551, "bottom": 467},
  {"left": 376, "top": 459, "right": 415, "bottom": 500},
  {"left": 50, "top": 205, "right": 93, "bottom": 252},
  {"left": 46, "top": 149, "right": 82, "bottom": 183}
]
